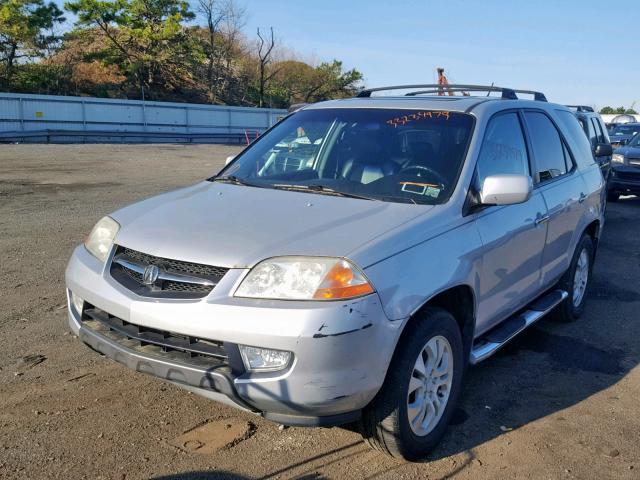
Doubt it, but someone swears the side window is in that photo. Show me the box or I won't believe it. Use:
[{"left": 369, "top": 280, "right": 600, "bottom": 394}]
[
  {"left": 562, "top": 143, "right": 574, "bottom": 173},
  {"left": 597, "top": 118, "right": 610, "bottom": 143},
  {"left": 591, "top": 117, "right": 605, "bottom": 144},
  {"left": 475, "top": 112, "right": 529, "bottom": 189},
  {"left": 577, "top": 117, "right": 589, "bottom": 137},
  {"left": 554, "top": 110, "right": 596, "bottom": 167},
  {"left": 524, "top": 111, "right": 567, "bottom": 182},
  {"left": 585, "top": 117, "right": 598, "bottom": 147}
]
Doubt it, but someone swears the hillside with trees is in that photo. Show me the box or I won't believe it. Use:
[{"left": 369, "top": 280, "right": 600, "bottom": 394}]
[{"left": 0, "top": 0, "right": 363, "bottom": 108}]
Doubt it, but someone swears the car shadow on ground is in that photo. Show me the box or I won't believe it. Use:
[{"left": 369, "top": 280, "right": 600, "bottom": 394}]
[{"left": 154, "top": 473, "right": 250, "bottom": 480}]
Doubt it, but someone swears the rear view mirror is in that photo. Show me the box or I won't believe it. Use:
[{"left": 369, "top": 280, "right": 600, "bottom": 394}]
[
  {"left": 480, "top": 174, "right": 532, "bottom": 206},
  {"left": 225, "top": 155, "right": 236, "bottom": 165},
  {"left": 595, "top": 143, "right": 613, "bottom": 157}
]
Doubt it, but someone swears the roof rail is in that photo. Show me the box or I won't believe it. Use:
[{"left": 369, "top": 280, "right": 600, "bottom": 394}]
[
  {"left": 288, "top": 103, "right": 309, "bottom": 113},
  {"left": 566, "top": 105, "right": 595, "bottom": 113},
  {"left": 356, "top": 84, "right": 547, "bottom": 102}
]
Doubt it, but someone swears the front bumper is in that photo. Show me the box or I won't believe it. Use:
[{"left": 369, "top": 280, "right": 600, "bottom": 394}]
[
  {"left": 65, "top": 245, "right": 401, "bottom": 426},
  {"left": 609, "top": 165, "right": 640, "bottom": 194}
]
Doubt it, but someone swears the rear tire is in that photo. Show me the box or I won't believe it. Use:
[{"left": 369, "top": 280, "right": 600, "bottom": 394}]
[
  {"left": 359, "top": 307, "right": 464, "bottom": 461},
  {"left": 553, "top": 234, "right": 594, "bottom": 322}
]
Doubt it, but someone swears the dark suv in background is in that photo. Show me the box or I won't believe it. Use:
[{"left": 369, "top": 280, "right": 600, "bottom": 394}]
[
  {"left": 568, "top": 106, "right": 613, "bottom": 181},
  {"left": 609, "top": 132, "right": 640, "bottom": 201},
  {"left": 609, "top": 122, "right": 640, "bottom": 148}
]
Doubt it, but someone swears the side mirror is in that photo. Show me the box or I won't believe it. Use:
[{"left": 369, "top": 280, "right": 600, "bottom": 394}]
[
  {"left": 595, "top": 143, "right": 613, "bottom": 157},
  {"left": 225, "top": 155, "right": 236, "bottom": 165},
  {"left": 479, "top": 174, "right": 532, "bottom": 206}
]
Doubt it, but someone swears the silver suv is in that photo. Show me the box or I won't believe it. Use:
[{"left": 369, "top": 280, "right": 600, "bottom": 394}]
[{"left": 65, "top": 84, "right": 605, "bottom": 461}]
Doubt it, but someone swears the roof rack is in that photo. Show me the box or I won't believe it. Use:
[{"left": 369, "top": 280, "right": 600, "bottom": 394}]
[
  {"left": 356, "top": 84, "right": 547, "bottom": 102},
  {"left": 566, "top": 105, "right": 595, "bottom": 113}
]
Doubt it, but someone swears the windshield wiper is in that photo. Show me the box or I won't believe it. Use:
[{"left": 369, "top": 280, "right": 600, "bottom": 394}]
[
  {"left": 211, "top": 175, "right": 261, "bottom": 187},
  {"left": 271, "top": 184, "right": 378, "bottom": 201}
]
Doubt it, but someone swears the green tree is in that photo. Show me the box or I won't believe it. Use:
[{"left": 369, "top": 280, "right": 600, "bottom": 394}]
[
  {"left": 302, "top": 60, "right": 363, "bottom": 102},
  {"left": 600, "top": 106, "right": 638, "bottom": 115},
  {"left": 0, "top": 0, "right": 65, "bottom": 88},
  {"left": 267, "top": 59, "right": 363, "bottom": 108},
  {"left": 65, "top": 0, "right": 196, "bottom": 99}
]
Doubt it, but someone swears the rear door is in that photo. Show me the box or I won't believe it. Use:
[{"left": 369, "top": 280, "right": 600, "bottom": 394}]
[
  {"left": 522, "top": 110, "right": 588, "bottom": 288},
  {"left": 473, "top": 111, "right": 548, "bottom": 333}
]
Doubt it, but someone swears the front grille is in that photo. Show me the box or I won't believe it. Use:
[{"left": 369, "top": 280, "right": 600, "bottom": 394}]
[
  {"left": 109, "top": 245, "right": 229, "bottom": 299},
  {"left": 614, "top": 170, "right": 640, "bottom": 182},
  {"left": 121, "top": 247, "right": 229, "bottom": 278},
  {"left": 82, "top": 306, "right": 231, "bottom": 369},
  {"left": 628, "top": 158, "right": 640, "bottom": 167}
]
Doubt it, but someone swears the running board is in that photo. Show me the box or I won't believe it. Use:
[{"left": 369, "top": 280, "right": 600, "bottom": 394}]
[{"left": 470, "top": 289, "right": 568, "bottom": 364}]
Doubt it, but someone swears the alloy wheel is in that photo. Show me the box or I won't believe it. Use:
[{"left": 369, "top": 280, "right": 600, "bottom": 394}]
[
  {"left": 573, "top": 248, "right": 589, "bottom": 307},
  {"left": 406, "top": 335, "right": 453, "bottom": 436}
]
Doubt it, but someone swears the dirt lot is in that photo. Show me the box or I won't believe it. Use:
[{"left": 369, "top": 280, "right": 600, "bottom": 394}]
[{"left": 0, "top": 144, "right": 639, "bottom": 480}]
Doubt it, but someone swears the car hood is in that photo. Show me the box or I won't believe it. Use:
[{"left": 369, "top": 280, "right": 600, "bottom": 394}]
[
  {"left": 111, "top": 181, "right": 432, "bottom": 269},
  {"left": 614, "top": 145, "right": 640, "bottom": 159},
  {"left": 611, "top": 134, "right": 634, "bottom": 142}
]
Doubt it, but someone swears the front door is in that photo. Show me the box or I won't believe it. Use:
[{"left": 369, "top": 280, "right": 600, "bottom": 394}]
[{"left": 473, "top": 111, "right": 548, "bottom": 335}]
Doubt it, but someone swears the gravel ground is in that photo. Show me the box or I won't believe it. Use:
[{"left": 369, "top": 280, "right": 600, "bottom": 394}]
[{"left": 0, "top": 144, "right": 638, "bottom": 480}]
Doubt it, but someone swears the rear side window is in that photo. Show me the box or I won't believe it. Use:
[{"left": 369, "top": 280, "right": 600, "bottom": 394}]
[
  {"left": 475, "top": 112, "right": 529, "bottom": 188},
  {"left": 597, "top": 118, "right": 610, "bottom": 143},
  {"left": 591, "top": 117, "right": 606, "bottom": 144},
  {"left": 555, "top": 110, "right": 596, "bottom": 167},
  {"left": 524, "top": 111, "right": 567, "bottom": 182},
  {"left": 586, "top": 117, "right": 598, "bottom": 147}
]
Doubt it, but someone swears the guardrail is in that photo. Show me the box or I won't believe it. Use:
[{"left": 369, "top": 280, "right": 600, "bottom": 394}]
[
  {"left": 0, "top": 129, "right": 252, "bottom": 144},
  {"left": 0, "top": 92, "right": 286, "bottom": 144}
]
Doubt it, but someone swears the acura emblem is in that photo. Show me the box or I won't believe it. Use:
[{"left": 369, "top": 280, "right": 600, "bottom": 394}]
[{"left": 143, "top": 265, "right": 160, "bottom": 285}]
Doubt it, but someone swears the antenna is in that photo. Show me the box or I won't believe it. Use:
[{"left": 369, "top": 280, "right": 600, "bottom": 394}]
[{"left": 487, "top": 82, "right": 494, "bottom": 96}]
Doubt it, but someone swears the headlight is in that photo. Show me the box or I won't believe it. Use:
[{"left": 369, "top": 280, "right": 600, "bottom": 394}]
[
  {"left": 84, "top": 216, "right": 120, "bottom": 262},
  {"left": 612, "top": 154, "right": 625, "bottom": 164},
  {"left": 235, "top": 256, "right": 374, "bottom": 300}
]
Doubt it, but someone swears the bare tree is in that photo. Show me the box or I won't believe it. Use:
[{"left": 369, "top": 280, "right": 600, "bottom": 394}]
[
  {"left": 256, "top": 27, "right": 276, "bottom": 108},
  {"left": 218, "top": 0, "right": 245, "bottom": 103},
  {"left": 196, "top": 0, "right": 245, "bottom": 103},
  {"left": 197, "top": 0, "right": 225, "bottom": 101}
]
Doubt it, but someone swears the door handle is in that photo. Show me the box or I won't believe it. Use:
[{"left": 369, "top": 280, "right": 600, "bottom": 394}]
[
  {"left": 578, "top": 192, "right": 587, "bottom": 203},
  {"left": 535, "top": 214, "right": 550, "bottom": 226}
]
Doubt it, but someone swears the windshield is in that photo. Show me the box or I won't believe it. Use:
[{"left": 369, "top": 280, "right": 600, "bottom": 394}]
[
  {"left": 611, "top": 124, "right": 640, "bottom": 136},
  {"left": 628, "top": 133, "right": 640, "bottom": 147},
  {"left": 214, "top": 108, "right": 474, "bottom": 205}
]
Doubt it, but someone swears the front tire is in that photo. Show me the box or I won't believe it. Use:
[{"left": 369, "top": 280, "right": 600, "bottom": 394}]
[
  {"left": 553, "top": 234, "right": 594, "bottom": 322},
  {"left": 360, "top": 307, "right": 464, "bottom": 461}
]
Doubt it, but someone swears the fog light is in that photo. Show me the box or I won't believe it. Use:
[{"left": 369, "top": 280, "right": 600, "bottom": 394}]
[
  {"left": 238, "top": 345, "right": 292, "bottom": 372},
  {"left": 70, "top": 291, "right": 84, "bottom": 315}
]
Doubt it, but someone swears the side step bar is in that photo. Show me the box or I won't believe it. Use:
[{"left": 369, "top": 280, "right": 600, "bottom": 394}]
[{"left": 470, "top": 289, "right": 568, "bottom": 364}]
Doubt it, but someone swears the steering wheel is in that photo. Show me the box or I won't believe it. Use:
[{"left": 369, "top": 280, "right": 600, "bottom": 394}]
[{"left": 398, "top": 165, "right": 447, "bottom": 188}]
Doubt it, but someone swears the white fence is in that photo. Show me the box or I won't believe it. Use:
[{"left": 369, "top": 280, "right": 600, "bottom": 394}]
[{"left": 0, "top": 92, "right": 286, "bottom": 143}]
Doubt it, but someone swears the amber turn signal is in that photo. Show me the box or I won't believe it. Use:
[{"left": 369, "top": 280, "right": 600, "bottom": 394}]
[{"left": 313, "top": 260, "right": 374, "bottom": 300}]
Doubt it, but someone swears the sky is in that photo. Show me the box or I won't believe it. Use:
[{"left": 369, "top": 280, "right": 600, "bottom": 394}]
[
  {"left": 54, "top": 0, "right": 639, "bottom": 109},
  {"left": 237, "top": 0, "right": 638, "bottom": 109}
]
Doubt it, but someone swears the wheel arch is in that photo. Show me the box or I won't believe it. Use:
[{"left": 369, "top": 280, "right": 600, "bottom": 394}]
[
  {"left": 398, "top": 284, "right": 476, "bottom": 364},
  {"left": 584, "top": 219, "right": 600, "bottom": 256}
]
